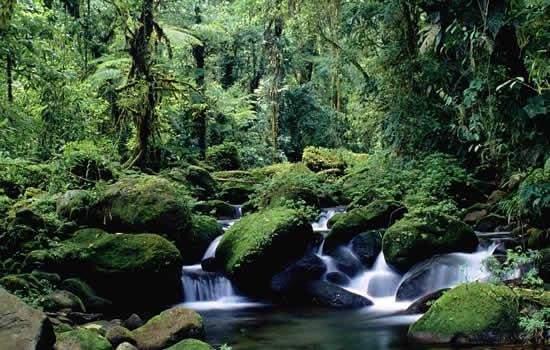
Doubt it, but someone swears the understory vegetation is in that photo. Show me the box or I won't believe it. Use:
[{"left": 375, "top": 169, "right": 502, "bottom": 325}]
[{"left": 0, "top": 0, "right": 548, "bottom": 348}]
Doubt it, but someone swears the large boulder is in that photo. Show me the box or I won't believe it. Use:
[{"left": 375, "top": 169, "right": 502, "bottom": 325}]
[
  {"left": 270, "top": 253, "right": 326, "bottom": 298},
  {"left": 350, "top": 230, "right": 383, "bottom": 268},
  {"left": 132, "top": 307, "right": 204, "bottom": 350},
  {"left": 92, "top": 175, "right": 193, "bottom": 253},
  {"left": 55, "top": 329, "right": 112, "bottom": 350},
  {"left": 305, "top": 280, "right": 373, "bottom": 308},
  {"left": 408, "top": 283, "right": 519, "bottom": 345},
  {"left": 59, "top": 278, "right": 112, "bottom": 314},
  {"left": 163, "top": 166, "right": 218, "bottom": 200},
  {"left": 42, "top": 290, "right": 86, "bottom": 313},
  {"left": 27, "top": 229, "right": 182, "bottom": 312},
  {"left": 216, "top": 206, "right": 314, "bottom": 293},
  {"left": 0, "top": 287, "right": 56, "bottom": 350},
  {"left": 165, "top": 339, "right": 213, "bottom": 350},
  {"left": 56, "top": 190, "right": 95, "bottom": 222},
  {"left": 383, "top": 214, "right": 478, "bottom": 272},
  {"left": 324, "top": 200, "right": 406, "bottom": 252}
]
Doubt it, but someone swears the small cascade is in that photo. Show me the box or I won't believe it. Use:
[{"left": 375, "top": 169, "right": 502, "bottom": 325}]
[
  {"left": 181, "top": 264, "right": 235, "bottom": 302},
  {"left": 181, "top": 204, "right": 262, "bottom": 309},
  {"left": 203, "top": 236, "right": 223, "bottom": 260},
  {"left": 312, "top": 207, "right": 345, "bottom": 233}
]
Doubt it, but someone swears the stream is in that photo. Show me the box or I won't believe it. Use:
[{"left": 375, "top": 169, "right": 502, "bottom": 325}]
[{"left": 179, "top": 207, "right": 507, "bottom": 349}]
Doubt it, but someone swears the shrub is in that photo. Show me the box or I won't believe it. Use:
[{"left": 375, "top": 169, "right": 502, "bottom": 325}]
[
  {"left": 0, "top": 157, "right": 54, "bottom": 197},
  {"left": 206, "top": 143, "right": 241, "bottom": 171},
  {"left": 55, "top": 140, "right": 120, "bottom": 189}
]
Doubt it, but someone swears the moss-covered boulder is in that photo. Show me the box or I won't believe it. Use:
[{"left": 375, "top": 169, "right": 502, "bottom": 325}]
[
  {"left": 164, "top": 166, "right": 218, "bottom": 200},
  {"left": 254, "top": 163, "right": 331, "bottom": 210},
  {"left": 27, "top": 229, "right": 183, "bottom": 312},
  {"left": 56, "top": 190, "right": 95, "bottom": 222},
  {"left": 383, "top": 213, "right": 478, "bottom": 271},
  {"left": 55, "top": 328, "right": 113, "bottom": 350},
  {"left": 42, "top": 290, "right": 86, "bottom": 313},
  {"left": 93, "top": 175, "right": 193, "bottom": 253},
  {"left": 191, "top": 200, "right": 237, "bottom": 219},
  {"left": 105, "top": 326, "right": 136, "bottom": 348},
  {"left": 165, "top": 339, "right": 213, "bottom": 350},
  {"left": 213, "top": 171, "right": 257, "bottom": 204},
  {"left": 133, "top": 307, "right": 204, "bottom": 350},
  {"left": 216, "top": 206, "right": 314, "bottom": 293},
  {"left": 324, "top": 200, "right": 406, "bottom": 252},
  {"left": 408, "top": 283, "right": 519, "bottom": 345},
  {"left": 185, "top": 215, "right": 223, "bottom": 264},
  {"left": 302, "top": 146, "right": 346, "bottom": 173}
]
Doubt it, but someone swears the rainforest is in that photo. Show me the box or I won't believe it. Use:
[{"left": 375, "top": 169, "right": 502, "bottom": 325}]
[{"left": 0, "top": 0, "right": 549, "bottom": 349}]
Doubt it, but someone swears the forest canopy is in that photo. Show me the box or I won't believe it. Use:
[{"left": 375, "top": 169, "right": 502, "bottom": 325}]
[{"left": 1, "top": 0, "right": 547, "bottom": 172}]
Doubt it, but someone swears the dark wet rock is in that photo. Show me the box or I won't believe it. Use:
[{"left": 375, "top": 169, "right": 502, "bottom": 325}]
[
  {"left": 350, "top": 231, "right": 383, "bottom": 268},
  {"left": 325, "top": 200, "right": 406, "bottom": 251},
  {"left": 42, "top": 290, "right": 86, "bottom": 313},
  {"left": 328, "top": 247, "right": 363, "bottom": 277},
  {"left": 0, "top": 287, "right": 56, "bottom": 350},
  {"left": 271, "top": 254, "right": 326, "bottom": 295},
  {"left": 325, "top": 272, "right": 350, "bottom": 285},
  {"left": 60, "top": 278, "right": 112, "bottom": 314},
  {"left": 305, "top": 280, "right": 373, "bottom": 309},
  {"left": 474, "top": 213, "right": 507, "bottom": 232},
  {"left": 122, "top": 314, "right": 144, "bottom": 331},
  {"left": 404, "top": 289, "right": 449, "bottom": 314},
  {"left": 200, "top": 257, "right": 222, "bottom": 272}
]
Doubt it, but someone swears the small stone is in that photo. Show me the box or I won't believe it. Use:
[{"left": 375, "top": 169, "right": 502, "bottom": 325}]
[{"left": 106, "top": 325, "right": 136, "bottom": 347}]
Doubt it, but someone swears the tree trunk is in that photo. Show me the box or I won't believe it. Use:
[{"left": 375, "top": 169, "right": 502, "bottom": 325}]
[
  {"left": 192, "top": 4, "right": 207, "bottom": 159},
  {"left": 6, "top": 51, "right": 13, "bottom": 103}
]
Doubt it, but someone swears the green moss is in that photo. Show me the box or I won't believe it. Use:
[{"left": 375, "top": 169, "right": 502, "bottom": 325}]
[
  {"left": 409, "top": 283, "right": 519, "bottom": 344},
  {"left": 252, "top": 163, "right": 333, "bottom": 210},
  {"left": 517, "top": 167, "right": 550, "bottom": 228},
  {"left": 217, "top": 206, "right": 314, "bottom": 292},
  {"left": 27, "top": 229, "right": 183, "bottom": 312},
  {"left": 0, "top": 157, "right": 54, "bottom": 197},
  {"left": 96, "top": 175, "right": 193, "bottom": 252},
  {"left": 165, "top": 339, "right": 214, "bottom": 350},
  {"left": 302, "top": 146, "right": 346, "bottom": 172},
  {"left": 55, "top": 328, "right": 113, "bottom": 350},
  {"left": 164, "top": 166, "right": 219, "bottom": 200},
  {"left": 185, "top": 215, "right": 223, "bottom": 264},
  {"left": 325, "top": 200, "right": 405, "bottom": 250},
  {"left": 383, "top": 212, "right": 478, "bottom": 271},
  {"left": 192, "top": 200, "right": 236, "bottom": 218},
  {"left": 206, "top": 143, "right": 241, "bottom": 171}
]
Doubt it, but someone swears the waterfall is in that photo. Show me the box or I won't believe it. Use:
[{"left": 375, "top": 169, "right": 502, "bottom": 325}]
[
  {"left": 203, "top": 236, "right": 223, "bottom": 260},
  {"left": 181, "top": 264, "right": 235, "bottom": 302},
  {"left": 312, "top": 207, "right": 346, "bottom": 233}
]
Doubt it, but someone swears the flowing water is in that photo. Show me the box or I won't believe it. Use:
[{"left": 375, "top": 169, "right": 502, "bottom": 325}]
[{"left": 180, "top": 207, "right": 510, "bottom": 349}]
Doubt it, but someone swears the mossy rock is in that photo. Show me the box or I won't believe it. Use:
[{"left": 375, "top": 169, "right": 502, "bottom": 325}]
[
  {"left": 408, "top": 283, "right": 520, "bottom": 345},
  {"left": 133, "top": 306, "right": 204, "bottom": 350},
  {"left": 56, "top": 190, "right": 96, "bottom": 222},
  {"left": 302, "top": 146, "right": 346, "bottom": 173},
  {"left": 164, "top": 166, "right": 219, "bottom": 200},
  {"left": 383, "top": 213, "right": 478, "bottom": 272},
  {"left": 254, "top": 163, "right": 328, "bottom": 210},
  {"left": 55, "top": 328, "right": 113, "bottom": 350},
  {"left": 60, "top": 278, "right": 112, "bottom": 313},
  {"left": 27, "top": 229, "right": 182, "bottom": 313},
  {"left": 324, "top": 200, "right": 406, "bottom": 252},
  {"left": 0, "top": 273, "right": 46, "bottom": 301},
  {"left": 165, "top": 339, "right": 214, "bottom": 350},
  {"left": 185, "top": 215, "right": 224, "bottom": 264},
  {"left": 206, "top": 143, "right": 241, "bottom": 171},
  {"left": 191, "top": 200, "right": 237, "bottom": 219},
  {"left": 217, "top": 206, "right": 314, "bottom": 293},
  {"left": 93, "top": 175, "right": 193, "bottom": 254}
]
